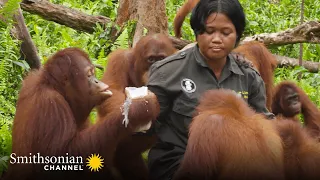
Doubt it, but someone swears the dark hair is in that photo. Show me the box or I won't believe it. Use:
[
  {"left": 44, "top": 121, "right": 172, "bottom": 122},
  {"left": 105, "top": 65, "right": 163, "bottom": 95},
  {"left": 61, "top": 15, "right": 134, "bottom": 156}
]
[{"left": 190, "top": 0, "right": 246, "bottom": 45}]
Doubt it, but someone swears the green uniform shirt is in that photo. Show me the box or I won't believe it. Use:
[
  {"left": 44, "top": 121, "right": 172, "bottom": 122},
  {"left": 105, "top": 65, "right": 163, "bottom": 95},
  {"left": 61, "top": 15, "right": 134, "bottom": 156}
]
[{"left": 146, "top": 45, "right": 274, "bottom": 180}]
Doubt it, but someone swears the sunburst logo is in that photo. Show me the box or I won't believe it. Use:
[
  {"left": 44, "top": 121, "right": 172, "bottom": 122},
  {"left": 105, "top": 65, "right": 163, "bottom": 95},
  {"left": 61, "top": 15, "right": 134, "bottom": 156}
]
[{"left": 86, "top": 154, "right": 104, "bottom": 172}]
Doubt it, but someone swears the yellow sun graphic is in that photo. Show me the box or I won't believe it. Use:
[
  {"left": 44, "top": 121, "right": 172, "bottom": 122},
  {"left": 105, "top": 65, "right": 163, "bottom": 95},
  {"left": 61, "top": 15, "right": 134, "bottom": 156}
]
[{"left": 86, "top": 154, "right": 104, "bottom": 172}]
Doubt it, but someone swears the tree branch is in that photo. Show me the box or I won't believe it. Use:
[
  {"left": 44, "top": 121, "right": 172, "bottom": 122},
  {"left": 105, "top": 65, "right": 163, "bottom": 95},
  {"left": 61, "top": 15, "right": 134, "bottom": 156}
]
[
  {"left": 13, "top": 7, "right": 41, "bottom": 69},
  {"left": 19, "top": 0, "right": 320, "bottom": 72},
  {"left": 20, "top": 0, "right": 320, "bottom": 46},
  {"left": 241, "top": 21, "right": 320, "bottom": 45},
  {"left": 21, "top": 0, "right": 113, "bottom": 34},
  {"left": 274, "top": 55, "right": 320, "bottom": 73}
]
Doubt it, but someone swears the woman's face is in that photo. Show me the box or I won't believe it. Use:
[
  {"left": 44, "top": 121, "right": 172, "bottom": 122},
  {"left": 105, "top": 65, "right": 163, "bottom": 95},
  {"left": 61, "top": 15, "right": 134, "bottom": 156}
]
[{"left": 197, "top": 13, "right": 237, "bottom": 61}]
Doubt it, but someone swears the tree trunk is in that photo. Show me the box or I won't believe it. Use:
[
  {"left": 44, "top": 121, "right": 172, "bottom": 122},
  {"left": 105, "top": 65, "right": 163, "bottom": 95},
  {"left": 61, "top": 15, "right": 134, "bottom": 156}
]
[
  {"left": 1, "top": 0, "right": 41, "bottom": 69},
  {"left": 13, "top": 7, "right": 41, "bottom": 69},
  {"left": 115, "top": 0, "right": 168, "bottom": 46}
]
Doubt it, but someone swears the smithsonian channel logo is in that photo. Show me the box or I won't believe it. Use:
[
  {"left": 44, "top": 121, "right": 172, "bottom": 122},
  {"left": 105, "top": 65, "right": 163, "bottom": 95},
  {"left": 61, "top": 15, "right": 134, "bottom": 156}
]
[{"left": 10, "top": 153, "right": 104, "bottom": 172}]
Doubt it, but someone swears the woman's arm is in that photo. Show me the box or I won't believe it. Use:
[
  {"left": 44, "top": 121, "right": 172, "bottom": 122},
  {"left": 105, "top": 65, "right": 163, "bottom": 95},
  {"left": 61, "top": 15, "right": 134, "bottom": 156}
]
[{"left": 248, "top": 74, "right": 275, "bottom": 119}]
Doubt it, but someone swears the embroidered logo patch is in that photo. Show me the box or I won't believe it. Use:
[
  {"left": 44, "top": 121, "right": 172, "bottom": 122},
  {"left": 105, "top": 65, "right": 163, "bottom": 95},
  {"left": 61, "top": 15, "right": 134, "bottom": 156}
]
[
  {"left": 237, "top": 91, "right": 248, "bottom": 99},
  {"left": 181, "top": 78, "right": 196, "bottom": 93}
]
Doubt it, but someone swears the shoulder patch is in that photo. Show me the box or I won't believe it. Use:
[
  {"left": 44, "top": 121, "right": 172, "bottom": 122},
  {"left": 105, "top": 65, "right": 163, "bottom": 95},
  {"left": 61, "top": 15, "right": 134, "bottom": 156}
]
[
  {"left": 248, "top": 66, "right": 261, "bottom": 77},
  {"left": 152, "top": 49, "right": 190, "bottom": 69}
]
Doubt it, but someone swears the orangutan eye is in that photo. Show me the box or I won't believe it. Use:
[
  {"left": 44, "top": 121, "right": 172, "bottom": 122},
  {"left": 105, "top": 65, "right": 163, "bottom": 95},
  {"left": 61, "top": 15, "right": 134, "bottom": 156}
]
[
  {"left": 87, "top": 71, "right": 92, "bottom": 77},
  {"left": 87, "top": 67, "right": 95, "bottom": 77},
  {"left": 148, "top": 56, "right": 165, "bottom": 64}
]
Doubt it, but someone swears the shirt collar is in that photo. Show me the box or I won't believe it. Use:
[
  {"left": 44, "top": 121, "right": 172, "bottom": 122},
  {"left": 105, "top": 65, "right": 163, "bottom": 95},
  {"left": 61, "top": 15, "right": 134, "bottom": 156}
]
[
  {"left": 193, "top": 44, "right": 244, "bottom": 76},
  {"left": 193, "top": 45, "right": 208, "bottom": 67}
]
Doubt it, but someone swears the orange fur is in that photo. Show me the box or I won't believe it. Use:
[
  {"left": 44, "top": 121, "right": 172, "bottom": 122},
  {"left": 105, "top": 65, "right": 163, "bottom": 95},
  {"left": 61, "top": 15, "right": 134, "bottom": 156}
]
[
  {"left": 274, "top": 118, "right": 320, "bottom": 180},
  {"left": 272, "top": 81, "right": 320, "bottom": 140},
  {"left": 173, "top": 88, "right": 320, "bottom": 180},
  {"left": 97, "top": 33, "right": 176, "bottom": 180},
  {"left": 6, "top": 48, "right": 157, "bottom": 180},
  {"left": 173, "top": 0, "right": 199, "bottom": 38},
  {"left": 233, "top": 41, "right": 278, "bottom": 111},
  {"left": 173, "top": 89, "right": 284, "bottom": 180}
]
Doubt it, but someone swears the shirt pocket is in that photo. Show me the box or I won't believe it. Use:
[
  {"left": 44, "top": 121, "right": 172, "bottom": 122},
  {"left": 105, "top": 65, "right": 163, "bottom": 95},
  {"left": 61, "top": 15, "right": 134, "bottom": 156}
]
[
  {"left": 172, "top": 97, "right": 198, "bottom": 130},
  {"left": 172, "top": 97, "right": 198, "bottom": 117}
]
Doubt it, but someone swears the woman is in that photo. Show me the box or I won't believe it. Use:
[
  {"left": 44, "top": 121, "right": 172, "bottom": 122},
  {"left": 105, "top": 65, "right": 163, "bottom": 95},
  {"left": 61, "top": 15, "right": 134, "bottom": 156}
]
[{"left": 147, "top": 0, "right": 274, "bottom": 179}]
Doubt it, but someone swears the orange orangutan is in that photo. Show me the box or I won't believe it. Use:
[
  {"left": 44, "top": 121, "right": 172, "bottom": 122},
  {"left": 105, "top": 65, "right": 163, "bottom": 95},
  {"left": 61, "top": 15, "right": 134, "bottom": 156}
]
[
  {"left": 173, "top": 89, "right": 285, "bottom": 180},
  {"left": 173, "top": 0, "right": 200, "bottom": 38},
  {"left": 97, "top": 33, "right": 176, "bottom": 180},
  {"left": 173, "top": 89, "right": 320, "bottom": 180},
  {"left": 5, "top": 48, "right": 158, "bottom": 180},
  {"left": 272, "top": 81, "right": 320, "bottom": 140}
]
